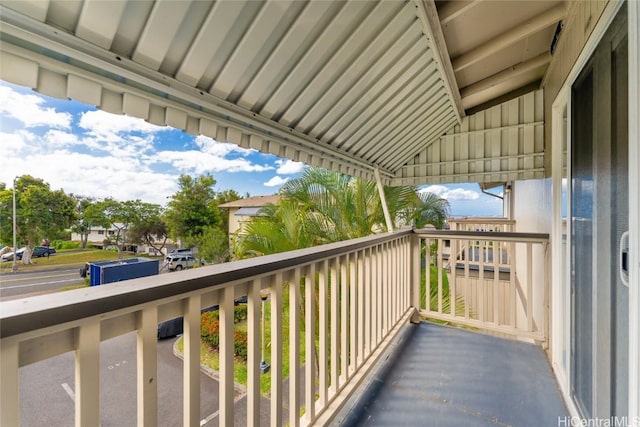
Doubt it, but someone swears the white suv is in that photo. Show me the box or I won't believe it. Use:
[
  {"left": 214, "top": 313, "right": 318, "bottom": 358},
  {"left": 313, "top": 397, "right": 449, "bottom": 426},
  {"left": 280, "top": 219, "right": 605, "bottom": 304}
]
[{"left": 165, "top": 255, "right": 197, "bottom": 271}]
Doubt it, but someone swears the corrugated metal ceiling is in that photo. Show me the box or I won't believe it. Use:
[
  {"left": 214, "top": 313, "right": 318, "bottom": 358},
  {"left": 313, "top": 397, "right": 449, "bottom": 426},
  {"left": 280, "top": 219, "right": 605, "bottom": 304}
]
[{"left": 0, "top": 0, "right": 566, "bottom": 184}]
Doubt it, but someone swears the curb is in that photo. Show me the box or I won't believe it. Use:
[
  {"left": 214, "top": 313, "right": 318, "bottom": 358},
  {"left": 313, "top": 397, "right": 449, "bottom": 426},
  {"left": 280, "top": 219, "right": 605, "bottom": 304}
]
[{"left": 171, "top": 336, "right": 248, "bottom": 399}]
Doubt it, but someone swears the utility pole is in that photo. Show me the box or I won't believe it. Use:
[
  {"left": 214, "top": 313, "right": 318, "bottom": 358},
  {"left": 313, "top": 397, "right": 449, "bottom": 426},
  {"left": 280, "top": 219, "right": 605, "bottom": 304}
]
[{"left": 12, "top": 176, "right": 18, "bottom": 272}]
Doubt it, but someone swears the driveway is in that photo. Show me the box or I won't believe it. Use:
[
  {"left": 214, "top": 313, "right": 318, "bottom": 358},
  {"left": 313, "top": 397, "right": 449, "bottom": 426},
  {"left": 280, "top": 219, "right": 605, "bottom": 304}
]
[{"left": 19, "top": 333, "right": 221, "bottom": 426}]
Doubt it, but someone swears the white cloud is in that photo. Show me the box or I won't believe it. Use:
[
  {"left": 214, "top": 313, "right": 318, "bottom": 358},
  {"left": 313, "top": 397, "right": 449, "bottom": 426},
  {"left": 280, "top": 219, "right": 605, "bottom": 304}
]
[
  {"left": 275, "top": 159, "right": 306, "bottom": 175},
  {"left": 0, "top": 85, "right": 71, "bottom": 128},
  {"left": 152, "top": 150, "right": 272, "bottom": 174},
  {"left": 84, "top": 133, "right": 156, "bottom": 158},
  {"left": 194, "top": 135, "right": 255, "bottom": 157},
  {"left": 0, "top": 130, "right": 32, "bottom": 156},
  {"left": 264, "top": 176, "right": 289, "bottom": 187},
  {"left": 43, "top": 130, "right": 82, "bottom": 148},
  {"left": 79, "top": 110, "right": 162, "bottom": 136},
  {"left": 420, "top": 185, "right": 480, "bottom": 201},
  {"left": 77, "top": 110, "right": 162, "bottom": 157},
  {"left": 1, "top": 149, "right": 176, "bottom": 204},
  {"left": 0, "top": 82, "right": 287, "bottom": 202}
]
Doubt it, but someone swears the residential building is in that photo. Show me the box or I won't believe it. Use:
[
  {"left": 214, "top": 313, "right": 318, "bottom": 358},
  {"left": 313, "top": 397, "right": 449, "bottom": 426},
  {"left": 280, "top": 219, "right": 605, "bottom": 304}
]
[
  {"left": 71, "top": 224, "right": 177, "bottom": 256},
  {"left": 218, "top": 194, "right": 281, "bottom": 239},
  {"left": 71, "top": 224, "right": 120, "bottom": 247},
  {"left": 1, "top": 1, "right": 638, "bottom": 426}
]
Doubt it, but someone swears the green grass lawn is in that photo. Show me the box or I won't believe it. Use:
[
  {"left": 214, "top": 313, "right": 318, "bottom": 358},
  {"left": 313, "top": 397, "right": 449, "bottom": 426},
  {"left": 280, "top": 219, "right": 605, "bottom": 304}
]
[{"left": 0, "top": 249, "right": 159, "bottom": 274}]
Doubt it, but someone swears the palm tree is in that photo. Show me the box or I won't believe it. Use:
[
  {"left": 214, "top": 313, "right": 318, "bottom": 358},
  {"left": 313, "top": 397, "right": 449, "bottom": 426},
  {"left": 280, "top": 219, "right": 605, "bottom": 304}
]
[
  {"left": 235, "top": 167, "right": 450, "bottom": 256},
  {"left": 233, "top": 168, "right": 451, "bottom": 383},
  {"left": 279, "top": 167, "right": 379, "bottom": 242},
  {"left": 233, "top": 200, "right": 317, "bottom": 258},
  {"left": 413, "top": 191, "right": 450, "bottom": 229}
]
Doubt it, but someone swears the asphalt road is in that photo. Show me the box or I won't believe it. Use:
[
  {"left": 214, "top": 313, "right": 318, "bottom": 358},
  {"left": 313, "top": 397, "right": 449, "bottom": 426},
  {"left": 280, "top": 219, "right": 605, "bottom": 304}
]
[
  {"left": 4, "top": 269, "right": 273, "bottom": 426},
  {"left": 0, "top": 268, "right": 84, "bottom": 300},
  {"left": 20, "top": 332, "right": 223, "bottom": 427}
]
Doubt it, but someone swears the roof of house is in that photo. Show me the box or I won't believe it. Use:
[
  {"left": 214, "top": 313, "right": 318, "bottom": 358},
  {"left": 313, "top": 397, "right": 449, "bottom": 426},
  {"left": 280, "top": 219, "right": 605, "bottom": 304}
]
[
  {"left": 235, "top": 207, "right": 266, "bottom": 217},
  {"left": 218, "top": 195, "right": 281, "bottom": 209}
]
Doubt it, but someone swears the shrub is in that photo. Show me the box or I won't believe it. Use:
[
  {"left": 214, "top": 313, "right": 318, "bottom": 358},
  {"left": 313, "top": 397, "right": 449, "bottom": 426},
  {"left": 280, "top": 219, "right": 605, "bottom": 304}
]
[
  {"left": 234, "top": 305, "right": 247, "bottom": 323},
  {"left": 200, "top": 307, "right": 250, "bottom": 361},
  {"left": 52, "top": 240, "right": 80, "bottom": 250},
  {"left": 234, "top": 329, "right": 248, "bottom": 361},
  {"left": 201, "top": 312, "right": 220, "bottom": 348}
]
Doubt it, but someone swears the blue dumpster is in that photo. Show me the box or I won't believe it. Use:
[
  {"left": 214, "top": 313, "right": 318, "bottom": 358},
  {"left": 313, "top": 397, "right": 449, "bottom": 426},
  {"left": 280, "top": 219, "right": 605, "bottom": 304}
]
[{"left": 88, "top": 258, "right": 159, "bottom": 286}]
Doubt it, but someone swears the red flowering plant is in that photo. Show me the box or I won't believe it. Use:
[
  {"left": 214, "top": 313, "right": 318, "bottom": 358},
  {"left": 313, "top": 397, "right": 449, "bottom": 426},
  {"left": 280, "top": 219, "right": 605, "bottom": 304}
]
[
  {"left": 199, "top": 306, "right": 250, "bottom": 361},
  {"left": 200, "top": 311, "right": 220, "bottom": 348}
]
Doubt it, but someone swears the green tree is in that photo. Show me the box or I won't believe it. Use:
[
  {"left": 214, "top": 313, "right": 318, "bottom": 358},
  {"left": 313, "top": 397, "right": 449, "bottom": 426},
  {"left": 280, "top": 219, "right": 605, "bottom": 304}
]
[
  {"left": 164, "top": 174, "right": 222, "bottom": 245},
  {"left": 235, "top": 168, "right": 449, "bottom": 257},
  {"left": 89, "top": 198, "right": 144, "bottom": 259},
  {"left": 233, "top": 168, "right": 450, "bottom": 382},
  {"left": 234, "top": 200, "right": 317, "bottom": 258},
  {"left": 413, "top": 191, "right": 450, "bottom": 229},
  {"left": 127, "top": 202, "right": 168, "bottom": 255},
  {"left": 0, "top": 189, "right": 13, "bottom": 247},
  {"left": 280, "top": 168, "right": 378, "bottom": 242},
  {"left": 0, "top": 175, "right": 76, "bottom": 263},
  {"left": 214, "top": 189, "right": 242, "bottom": 235},
  {"left": 70, "top": 195, "right": 97, "bottom": 248},
  {"left": 195, "top": 226, "right": 230, "bottom": 264}
]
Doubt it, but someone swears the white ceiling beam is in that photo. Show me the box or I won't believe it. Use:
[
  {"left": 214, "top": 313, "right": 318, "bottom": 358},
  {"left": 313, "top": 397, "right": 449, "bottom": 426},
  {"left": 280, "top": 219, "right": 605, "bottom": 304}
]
[
  {"left": 415, "top": 0, "right": 464, "bottom": 120},
  {"left": 176, "top": 1, "right": 244, "bottom": 87},
  {"left": 132, "top": 0, "right": 192, "bottom": 71},
  {"left": 1, "top": 0, "right": 48, "bottom": 21},
  {"left": 76, "top": 0, "right": 126, "bottom": 50},
  {"left": 451, "top": 3, "right": 566, "bottom": 73},
  {"left": 438, "top": 0, "right": 480, "bottom": 26},
  {"left": 0, "top": 5, "right": 395, "bottom": 180},
  {"left": 460, "top": 52, "right": 550, "bottom": 107}
]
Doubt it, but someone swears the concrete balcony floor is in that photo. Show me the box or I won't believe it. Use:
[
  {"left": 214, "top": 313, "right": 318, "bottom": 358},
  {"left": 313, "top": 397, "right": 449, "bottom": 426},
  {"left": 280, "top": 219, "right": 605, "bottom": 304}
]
[{"left": 339, "top": 322, "right": 568, "bottom": 427}]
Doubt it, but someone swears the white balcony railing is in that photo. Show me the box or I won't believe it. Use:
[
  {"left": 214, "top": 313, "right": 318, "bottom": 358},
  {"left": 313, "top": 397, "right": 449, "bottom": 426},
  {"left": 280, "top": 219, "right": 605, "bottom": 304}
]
[
  {"left": 414, "top": 229, "right": 549, "bottom": 343},
  {"left": 447, "top": 217, "right": 516, "bottom": 232},
  {"left": 0, "top": 228, "right": 548, "bottom": 426},
  {"left": 1, "top": 230, "right": 415, "bottom": 427}
]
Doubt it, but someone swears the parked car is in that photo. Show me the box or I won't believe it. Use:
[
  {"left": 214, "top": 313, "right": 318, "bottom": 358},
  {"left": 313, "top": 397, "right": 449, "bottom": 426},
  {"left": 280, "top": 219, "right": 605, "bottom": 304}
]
[
  {"left": 1, "top": 247, "right": 25, "bottom": 262},
  {"left": 169, "top": 248, "right": 194, "bottom": 256},
  {"left": 157, "top": 298, "right": 246, "bottom": 339},
  {"left": 165, "top": 255, "right": 197, "bottom": 271},
  {"left": 1, "top": 251, "right": 15, "bottom": 262},
  {"left": 157, "top": 305, "right": 218, "bottom": 339},
  {"left": 2, "top": 246, "right": 54, "bottom": 261},
  {"left": 32, "top": 246, "right": 56, "bottom": 258}
]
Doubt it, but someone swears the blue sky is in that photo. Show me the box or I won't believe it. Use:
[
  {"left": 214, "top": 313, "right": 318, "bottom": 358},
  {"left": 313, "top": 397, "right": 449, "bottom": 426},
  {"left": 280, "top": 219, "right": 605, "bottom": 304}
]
[{"left": 0, "top": 81, "right": 503, "bottom": 217}]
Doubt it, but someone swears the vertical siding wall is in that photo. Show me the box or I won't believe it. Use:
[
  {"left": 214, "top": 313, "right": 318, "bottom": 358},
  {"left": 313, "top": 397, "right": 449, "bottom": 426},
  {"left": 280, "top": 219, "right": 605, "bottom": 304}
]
[
  {"left": 393, "top": 90, "right": 544, "bottom": 186},
  {"left": 512, "top": 179, "right": 553, "bottom": 332},
  {"left": 543, "top": 0, "right": 610, "bottom": 172}
]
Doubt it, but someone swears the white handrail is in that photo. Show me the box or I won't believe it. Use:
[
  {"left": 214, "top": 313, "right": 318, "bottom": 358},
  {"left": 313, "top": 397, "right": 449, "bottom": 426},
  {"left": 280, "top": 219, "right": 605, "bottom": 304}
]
[
  {"left": 1, "top": 230, "right": 414, "bottom": 427},
  {"left": 414, "top": 229, "right": 549, "bottom": 343},
  {"left": 0, "top": 228, "right": 550, "bottom": 426}
]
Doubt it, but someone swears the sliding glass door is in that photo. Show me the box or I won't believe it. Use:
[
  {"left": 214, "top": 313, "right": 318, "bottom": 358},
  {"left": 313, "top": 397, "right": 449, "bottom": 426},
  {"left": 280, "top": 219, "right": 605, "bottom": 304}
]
[{"left": 570, "top": 5, "right": 628, "bottom": 418}]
